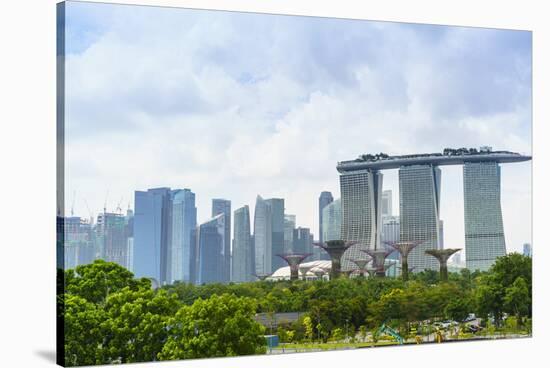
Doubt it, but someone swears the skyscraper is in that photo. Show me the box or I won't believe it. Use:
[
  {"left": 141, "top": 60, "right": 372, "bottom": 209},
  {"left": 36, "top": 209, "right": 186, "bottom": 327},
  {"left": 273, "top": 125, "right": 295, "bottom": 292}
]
[
  {"left": 399, "top": 165, "right": 441, "bottom": 272},
  {"left": 232, "top": 205, "right": 254, "bottom": 283},
  {"left": 321, "top": 198, "right": 341, "bottom": 243},
  {"left": 196, "top": 214, "right": 225, "bottom": 284},
  {"left": 253, "top": 195, "right": 272, "bottom": 275},
  {"left": 463, "top": 162, "right": 506, "bottom": 271},
  {"left": 339, "top": 170, "right": 383, "bottom": 270},
  {"left": 381, "top": 190, "right": 393, "bottom": 217},
  {"left": 381, "top": 215, "right": 400, "bottom": 260},
  {"left": 438, "top": 219, "right": 445, "bottom": 249},
  {"left": 170, "top": 189, "right": 197, "bottom": 283},
  {"left": 212, "top": 199, "right": 231, "bottom": 282},
  {"left": 293, "top": 227, "right": 313, "bottom": 254},
  {"left": 318, "top": 191, "right": 334, "bottom": 244},
  {"left": 98, "top": 212, "right": 128, "bottom": 269},
  {"left": 284, "top": 214, "right": 296, "bottom": 254},
  {"left": 134, "top": 188, "right": 172, "bottom": 284},
  {"left": 63, "top": 216, "right": 95, "bottom": 269},
  {"left": 523, "top": 243, "right": 532, "bottom": 257},
  {"left": 266, "top": 198, "right": 285, "bottom": 272}
]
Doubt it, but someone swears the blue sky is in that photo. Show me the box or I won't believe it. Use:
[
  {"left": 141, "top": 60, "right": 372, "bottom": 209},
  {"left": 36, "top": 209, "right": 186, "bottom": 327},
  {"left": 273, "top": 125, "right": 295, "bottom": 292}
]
[{"left": 62, "top": 1, "right": 532, "bottom": 253}]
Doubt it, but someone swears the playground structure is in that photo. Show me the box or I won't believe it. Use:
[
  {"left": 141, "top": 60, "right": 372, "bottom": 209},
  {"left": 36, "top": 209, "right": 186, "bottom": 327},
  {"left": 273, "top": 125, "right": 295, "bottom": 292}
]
[
  {"left": 425, "top": 248, "right": 461, "bottom": 281},
  {"left": 276, "top": 253, "right": 312, "bottom": 281},
  {"left": 376, "top": 323, "right": 404, "bottom": 345},
  {"left": 385, "top": 240, "right": 423, "bottom": 281},
  {"left": 314, "top": 240, "right": 358, "bottom": 279}
]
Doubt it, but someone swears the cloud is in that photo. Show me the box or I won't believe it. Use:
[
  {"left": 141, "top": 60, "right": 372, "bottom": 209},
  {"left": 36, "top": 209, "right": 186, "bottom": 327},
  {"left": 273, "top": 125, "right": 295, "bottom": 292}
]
[{"left": 63, "top": 1, "right": 532, "bottom": 251}]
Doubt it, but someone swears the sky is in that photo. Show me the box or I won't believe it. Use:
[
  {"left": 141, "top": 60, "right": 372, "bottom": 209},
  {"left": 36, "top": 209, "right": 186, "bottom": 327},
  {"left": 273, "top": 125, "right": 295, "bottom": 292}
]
[{"left": 62, "top": 1, "right": 532, "bottom": 253}]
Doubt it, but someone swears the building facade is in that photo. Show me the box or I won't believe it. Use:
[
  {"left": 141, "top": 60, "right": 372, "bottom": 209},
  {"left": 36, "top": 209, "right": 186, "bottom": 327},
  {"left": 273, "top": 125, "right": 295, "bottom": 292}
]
[
  {"left": 253, "top": 195, "right": 272, "bottom": 275},
  {"left": 399, "top": 165, "right": 441, "bottom": 272},
  {"left": 381, "top": 215, "right": 400, "bottom": 260},
  {"left": 321, "top": 198, "right": 341, "bottom": 243},
  {"left": 381, "top": 190, "right": 393, "bottom": 217},
  {"left": 170, "top": 189, "right": 197, "bottom": 283},
  {"left": 266, "top": 198, "right": 285, "bottom": 272},
  {"left": 463, "top": 162, "right": 506, "bottom": 271},
  {"left": 232, "top": 205, "right": 254, "bottom": 282},
  {"left": 284, "top": 214, "right": 296, "bottom": 254},
  {"left": 212, "top": 198, "right": 231, "bottom": 282},
  {"left": 318, "top": 191, "right": 334, "bottom": 244},
  {"left": 293, "top": 227, "right": 313, "bottom": 254},
  {"left": 196, "top": 214, "right": 225, "bottom": 284},
  {"left": 97, "top": 212, "right": 128, "bottom": 269},
  {"left": 339, "top": 170, "right": 383, "bottom": 270}
]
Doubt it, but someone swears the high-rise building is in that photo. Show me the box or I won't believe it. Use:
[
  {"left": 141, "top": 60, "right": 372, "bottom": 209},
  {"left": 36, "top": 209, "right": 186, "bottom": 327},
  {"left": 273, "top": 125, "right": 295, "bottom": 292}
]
[
  {"left": 438, "top": 220, "right": 445, "bottom": 249},
  {"left": 254, "top": 196, "right": 272, "bottom": 275},
  {"left": 134, "top": 188, "right": 172, "bottom": 284},
  {"left": 293, "top": 227, "right": 313, "bottom": 254},
  {"left": 284, "top": 214, "right": 296, "bottom": 254},
  {"left": 63, "top": 216, "right": 95, "bottom": 269},
  {"left": 196, "top": 214, "right": 225, "bottom": 284},
  {"left": 399, "top": 165, "right": 441, "bottom": 272},
  {"left": 463, "top": 162, "right": 506, "bottom": 271},
  {"left": 339, "top": 170, "right": 383, "bottom": 270},
  {"left": 318, "top": 191, "right": 334, "bottom": 244},
  {"left": 97, "top": 212, "right": 128, "bottom": 269},
  {"left": 381, "top": 190, "right": 393, "bottom": 217},
  {"left": 212, "top": 199, "right": 231, "bottom": 282},
  {"left": 266, "top": 198, "right": 285, "bottom": 272},
  {"left": 125, "top": 208, "right": 134, "bottom": 272},
  {"left": 170, "top": 189, "right": 197, "bottom": 283},
  {"left": 321, "top": 199, "right": 341, "bottom": 243},
  {"left": 232, "top": 205, "right": 254, "bottom": 282},
  {"left": 381, "top": 215, "right": 400, "bottom": 260},
  {"left": 523, "top": 243, "right": 532, "bottom": 257}
]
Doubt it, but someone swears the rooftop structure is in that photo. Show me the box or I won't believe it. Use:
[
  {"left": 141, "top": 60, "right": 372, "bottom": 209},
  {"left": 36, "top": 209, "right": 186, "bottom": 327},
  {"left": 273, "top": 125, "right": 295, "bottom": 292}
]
[{"left": 337, "top": 147, "right": 531, "bottom": 172}]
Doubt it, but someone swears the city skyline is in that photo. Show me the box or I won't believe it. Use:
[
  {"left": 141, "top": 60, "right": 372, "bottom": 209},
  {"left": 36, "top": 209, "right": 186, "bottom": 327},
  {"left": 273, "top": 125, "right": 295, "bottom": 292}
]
[{"left": 62, "top": 1, "right": 532, "bottom": 253}]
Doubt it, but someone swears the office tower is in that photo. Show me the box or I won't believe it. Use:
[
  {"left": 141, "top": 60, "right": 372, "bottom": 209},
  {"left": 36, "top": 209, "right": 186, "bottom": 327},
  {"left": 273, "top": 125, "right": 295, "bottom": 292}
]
[
  {"left": 134, "top": 188, "right": 172, "bottom": 284},
  {"left": 438, "top": 220, "right": 444, "bottom": 249},
  {"left": 170, "top": 189, "right": 197, "bottom": 283},
  {"left": 339, "top": 170, "right": 383, "bottom": 271},
  {"left": 265, "top": 198, "right": 285, "bottom": 272},
  {"left": 399, "top": 165, "right": 441, "bottom": 272},
  {"left": 284, "top": 214, "right": 296, "bottom": 254},
  {"left": 212, "top": 199, "right": 231, "bottom": 282},
  {"left": 97, "top": 212, "right": 128, "bottom": 269},
  {"left": 522, "top": 243, "right": 532, "bottom": 257},
  {"left": 381, "top": 190, "right": 393, "bottom": 217},
  {"left": 463, "top": 162, "right": 506, "bottom": 271},
  {"left": 63, "top": 216, "right": 95, "bottom": 269},
  {"left": 254, "top": 196, "right": 272, "bottom": 275},
  {"left": 321, "top": 199, "right": 341, "bottom": 243},
  {"left": 293, "top": 227, "right": 313, "bottom": 254},
  {"left": 318, "top": 191, "right": 334, "bottom": 244},
  {"left": 232, "top": 205, "right": 254, "bottom": 282},
  {"left": 381, "top": 216, "right": 400, "bottom": 260},
  {"left": 125, "top": 209, "right": 134, "bottom": 272},
  {"left": 196, "top": 214, "right": 225, "bottom": 284}
]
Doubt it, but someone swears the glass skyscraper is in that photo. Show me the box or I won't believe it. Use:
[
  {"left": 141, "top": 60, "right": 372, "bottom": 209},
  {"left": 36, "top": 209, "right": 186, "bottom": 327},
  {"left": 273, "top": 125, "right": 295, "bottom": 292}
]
[
  {"left": 212, "top": 198, "right": 231, "bottom": 282},
  {"left": 293, "top": 227, "right": 313, "bottom": 254},
  {"left": 253, "top": 195, "right": 272, "bottom": 275},
  {"left": 133, "top": 187, "right": 172, "bottom": 284},
  {"left": 232, "top": 205, "right": 254, "bottom": 283},
  {"left": 399, "top": 165, "right": 441, "bottom": 272},
  {"left": 339, "top": 170, "right": 383, "bottom": 270},
  {"left": 170, "top": 189, "right": 197, "bottom": 283},
  {"left": 196, "top": 214, "right": 225, "bottom": 284},
  {"left": 463, "top": 162, "right": 506, "bottom": 271},
  {"left": 283, "top": 214, "right": 296, "bottom": 254},
  {"left": 318, "top": 191, "right": 334, "bottom": 244},
  {"left": 321, "top": 198, "right": 341, "bottom": 243}
]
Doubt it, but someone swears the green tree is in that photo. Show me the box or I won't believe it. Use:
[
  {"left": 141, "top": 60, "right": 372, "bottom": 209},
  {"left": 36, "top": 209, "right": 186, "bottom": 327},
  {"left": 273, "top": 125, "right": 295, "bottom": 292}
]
[
  {"left": 303, "top": 316, "right": 314, "bottom": 342},
  {"left": 159, "top": 294, "right": 266, "bottom": 360},
  {"left": 444, "top": 296, "right": 471, "bottom": 322},
  {"left": 331, "top": 328, "right": 344, "bottom": 342},
  {"left": 503, "top": 277, "right": 530, "bottom": 326}
]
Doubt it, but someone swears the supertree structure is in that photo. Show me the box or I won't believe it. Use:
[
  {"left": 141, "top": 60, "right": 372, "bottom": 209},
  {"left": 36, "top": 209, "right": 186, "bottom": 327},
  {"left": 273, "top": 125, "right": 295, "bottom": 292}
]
[
  {"left": 252, "top": 273, "right": 272, "bottom": 281},
  {"left": 425, "top": 248, "right": 461, "bottom": 281},
  {"left": 299, "top": 264, "right": 315, "bottom": 280},
  {"left": 314, "top": 240, "right": 358, "bottom": 279},
  {"left": 384, "top": 240, "right": 423, "bottom": 281},
  {"left": 347, "top": 258, "right": 371, "bottom": 278},
  {"left": 364, "top": 266, "right": 378, "bottom": 278},
  {"left": 276, "top": 253, "right": 312, "bottom": 281},
  {"left": 312, "top": 268, "right": 326, "bottom": 279},
  {"left": 361, "top": 247, "right": 395, "bottom": 277}
]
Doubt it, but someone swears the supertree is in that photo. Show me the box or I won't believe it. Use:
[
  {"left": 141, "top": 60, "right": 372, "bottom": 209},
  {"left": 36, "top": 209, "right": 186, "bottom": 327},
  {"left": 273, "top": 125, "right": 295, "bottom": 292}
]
[
  {"left": 425, "top": 248, "right": 461, "bottom": 281},
  {"left": 364, "top": 266, "right": 378, "bottom": 278},
  {"left": 314, "top": 240, "right": 358, "bottom": 279},
  {"left": 299, "top": 264, "right": 315, "bottom": 280},
  {"left": 312, "top": 268, "right": 326, "bottom": 279},
  {"left": 252, "top": 273, "right": 272, "bottom": 281},
  {"left": 346, "top": 257, "right": 371, "bottom": 278},
  {"left": 384, "top": 240, "right": 423, "bottom": 281},
  {"left": 276, "top": 253, "right": 312, "bottom": 281},
  {"left": 361, "top": 247, "right": 395, "bottom": 277}
]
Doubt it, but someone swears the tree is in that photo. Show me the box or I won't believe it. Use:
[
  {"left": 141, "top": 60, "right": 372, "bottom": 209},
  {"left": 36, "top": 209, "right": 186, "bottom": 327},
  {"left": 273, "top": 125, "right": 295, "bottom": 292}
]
[
  {"left": 303, "top": 316, "right": 314, "bottom": 342},
  {"left": 159, "top": 294, "right": 266, "bottom": 360},
  {"left": 444, "top": 296, "right": 471, "bottom": 322},
  {"left": 331, "top": 328, "right": 344, "bottom": 342},
  {"left": 503, "top": 277, "right": 530, "bottom": 326}
]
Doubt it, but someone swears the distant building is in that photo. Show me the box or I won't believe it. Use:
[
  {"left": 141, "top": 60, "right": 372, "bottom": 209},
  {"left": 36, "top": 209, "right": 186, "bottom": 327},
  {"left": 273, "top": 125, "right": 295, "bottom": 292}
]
[
  {"left": 212, "top": 199, "right": 231, "bottom": 282},
  {"left": 318, "top": 191, "right": 334, "bottom": 244},
  {"left": 97, "top": 212, "right": 128, "bottom": 269},
  {"left": 254, "top": 196, "right": 272, "bottom": 275},
  {"left": 439, "top": 220, "right": 445, "bottom": 249},
  {"left": 266, "top": 198, "right": 285, "bottom": 272},
  {"left": 399, "top": 165, "right": 441, "bottom": 272},
  {"left": 381, "top": 190, "right": 393, "bottom": 217},
  {"left": 293, "top": 227, "right": 313, "bottom": 254},
  {"left": 232, "top": 205, "right": 254, "bottom": 282},
  {"left": 196, "top": 214, "right": 225, "bottom": 284},
  {"left": 464, "top": 162, "right": 506, "bottom": 271},
  {"left": 134, "top": 188, "right": 172, "bottom": 284},
  {"left": 523, "top": 243, "right": 532, "bottom": 257},
  {"left": 283, "top": 214, "right": 296, "bottom": 254},
  {"left": 322, "top": 199, "right": 341, "bottom": 242},
  {"left": 63, "top": 216, "right": 95, "bottom": 269},
  {"left": 381, "top": 216, "right": 400, "bottom": 260},
  {"left": 170, "top": 189, "right": 197, "bottom": 283}
]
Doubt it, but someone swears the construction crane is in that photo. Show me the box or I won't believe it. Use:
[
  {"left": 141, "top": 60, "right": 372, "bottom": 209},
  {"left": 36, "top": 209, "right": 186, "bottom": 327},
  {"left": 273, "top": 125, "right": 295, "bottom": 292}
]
[{"left": 377, "top": 323, "right": 404, "bottom": 345}]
